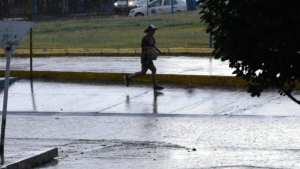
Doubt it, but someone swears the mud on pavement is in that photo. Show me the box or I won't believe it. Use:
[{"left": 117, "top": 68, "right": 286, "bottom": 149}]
[{"left": 10, "top": 138, "right": 191, "bottom": 169}]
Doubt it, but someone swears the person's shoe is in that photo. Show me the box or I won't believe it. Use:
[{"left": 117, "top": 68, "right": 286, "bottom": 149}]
[
  {"left": 153, "top": 85, "right": 164, "bottom": 90},
  {"left": 124, "top": 76, "right": 130, "bottom": 87}
]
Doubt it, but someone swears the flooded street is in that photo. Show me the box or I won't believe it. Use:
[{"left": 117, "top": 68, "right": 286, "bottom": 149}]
[
  {"left": 2, "top": 79, "right": 300, "bottom": 169},
  {"left": 2, "top": 79, "right": 299, "bottom": 115},
  {"left": 8, "top": 115, "right": 300, "bottom": 169}
]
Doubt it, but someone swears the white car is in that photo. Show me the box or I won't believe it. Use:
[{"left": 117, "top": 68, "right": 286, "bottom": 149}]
[
  {"left": 128, "top": 0, "right": 187, "bottom": 16},
  {"left": 114, "top": 0, "right": 148, "bottom": 13}
]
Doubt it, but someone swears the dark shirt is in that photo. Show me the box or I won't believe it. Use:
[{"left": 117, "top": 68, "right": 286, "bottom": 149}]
[
  {"left": 141, "top": 35, "right": 156, "bottom": 65},
  {"left": 141, "top": 35, "right": 156, "bottom": 50}
]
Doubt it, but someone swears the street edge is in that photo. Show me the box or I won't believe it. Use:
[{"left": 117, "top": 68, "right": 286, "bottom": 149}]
[
  {"left": 0, "top": 77, "right": 21, "bottom": 88},
  {"left": 4, "top": 70, "right": 299, "bottom": 88},
  {"left": 1, "top": 148, "right": 58, "bottom": 169},
  {"left": 0, "top": 48, "right": 213, "bottom": 56},
  {"left": 0, "top": 70, "right": 248, "bottom": 86}
]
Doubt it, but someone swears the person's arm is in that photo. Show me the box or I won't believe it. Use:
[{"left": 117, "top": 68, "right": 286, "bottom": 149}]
[
  {"left": 152, "top": 36, "right": 164, "bottom": 54},
  {"left": 153, "top": 45, "right": 163, "bottom": 54}
]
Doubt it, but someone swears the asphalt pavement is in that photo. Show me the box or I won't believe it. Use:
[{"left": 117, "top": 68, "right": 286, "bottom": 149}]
[
  {"left": 0, "top": 55, "right": 300, "bottom": 169},
  {"left": 0, "top": 55, "right": 232, "bottom": 76}
]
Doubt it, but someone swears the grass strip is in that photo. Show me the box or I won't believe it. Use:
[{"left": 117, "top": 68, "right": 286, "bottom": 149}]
[{"left": 19, "top": 10, "right": 209, "bottom": 49}]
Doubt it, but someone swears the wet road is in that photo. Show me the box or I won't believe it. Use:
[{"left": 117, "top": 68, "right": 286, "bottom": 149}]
[
  {"left": 2, "top": 79, "right": 299, "bottom": 116},
  {"left": 2, "top": 79, "right": 300, "bottom": 169},
  {"left": 0, "top": 56, "right": 234, "bottom": 76},
  {"left": 9, "top": 115, "right": 300, "bottom": 169}
]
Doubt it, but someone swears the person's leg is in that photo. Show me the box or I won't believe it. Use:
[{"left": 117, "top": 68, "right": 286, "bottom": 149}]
[
  {"left": 128, "top": 64, "right": 148, "bottom": 79},
  {"left": 124, "top": 64, "right": 148, "bottom": 86},
  {"left": 148, "top": 64, "right": 157, "bottom": 87},
  {"left": 148, "top": 64, "right": 164, "bottom": 90}
]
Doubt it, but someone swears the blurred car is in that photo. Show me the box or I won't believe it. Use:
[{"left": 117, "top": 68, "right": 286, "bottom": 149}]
[
  {"left": 128, "top": 0, "right": 187, "bottom": 17},
  {"left": 114, "top": 0, "right": 148, "bottom": 13}
]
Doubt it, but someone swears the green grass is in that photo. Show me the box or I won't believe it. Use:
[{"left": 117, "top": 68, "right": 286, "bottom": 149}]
[{"left": 19, "top": 10, "right": 209, "bottom": 49}]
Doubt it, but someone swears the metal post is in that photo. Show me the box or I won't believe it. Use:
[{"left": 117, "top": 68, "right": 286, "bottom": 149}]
[
  {"left": 209, "top": 32, "right": 212, "bottom": 48},
  {"left": 0, "top": 20, "right": 34, "bottom": 162},
  {"left": 0, "top": 51, "right": 12, "bottom": 157},
  {"left": 171, "top": 0, "right": 174, "bottom": 14},
  {"left": 126, "top": 0, "right": 128, "bottom": 16},
  {"left": 29, "top": 0, "right": 33, "bottom": 80},
  {"left": 209, "top": 32, "right": 213, "bottom": 61},
  {"left": 147, "top": 0, "right": 149, "bottom": 16}
]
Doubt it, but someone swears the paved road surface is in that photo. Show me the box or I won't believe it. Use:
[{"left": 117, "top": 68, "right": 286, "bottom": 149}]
[
  {"left": 0, "top": 56, "right": 234, "bottom": 76},
  {"left": 1, "top": 79, "right": 300, "bottom": 169},
  {"left": 0, "top": 55, "right": 299, "bottom": 169}
]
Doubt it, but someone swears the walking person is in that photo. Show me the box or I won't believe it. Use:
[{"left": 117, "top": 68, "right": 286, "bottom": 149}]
[{"left": 124, "top": 24, "right": 164, "bottom": 90}]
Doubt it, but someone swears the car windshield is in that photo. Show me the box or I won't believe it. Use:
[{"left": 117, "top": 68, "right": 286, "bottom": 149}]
[
  {"left": 163, "top": 0, "right": 177, "bottom": 5},
  {"left": 149, "top": 0, "right": 162, "bottom": 7}
]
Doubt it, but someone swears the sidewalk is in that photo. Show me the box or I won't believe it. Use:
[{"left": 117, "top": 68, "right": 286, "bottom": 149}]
[
  {"left": 0, "top": 55, "right": 251, "bottom": 87},
  {"left": 0, "top": 48, "right": 213, "bottom": 56},
  {"left": 0, "top": 55, "right": 230, "bottom": 75}
]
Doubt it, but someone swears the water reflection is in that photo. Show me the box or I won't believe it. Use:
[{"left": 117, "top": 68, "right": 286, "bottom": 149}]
[
  {"left": 0, "top": 88, "right": 4, "bottom": 95},
  {"left": 209, "top": 56, "right": 213, "bottom": 75},
  {"left": 1, "top": 154, "right": 4, "bottom": 165},
  {"left": 153, "top": 91, "right": 164, "bottom": 114},
  {"left": 125, "top": 91, "right": 164, "bottom": 114},
  {"left": 125, "top": 95, "right": 130, "bottom": 109},
  {"left": 185, "top": 84, "right": 195, "bottom": 95},
  {"left": 30, "top": 80, "right": 37, "bottom": 111}
]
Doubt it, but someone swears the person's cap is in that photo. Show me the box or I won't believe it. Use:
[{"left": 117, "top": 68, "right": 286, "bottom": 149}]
[{"left": 144, "top": 25, "right": 158, "bottom": 33}]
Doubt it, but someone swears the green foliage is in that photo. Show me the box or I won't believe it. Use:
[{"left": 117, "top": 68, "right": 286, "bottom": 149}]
[{"left": 197, "top": 0, "right": 300, "bottom": 104}]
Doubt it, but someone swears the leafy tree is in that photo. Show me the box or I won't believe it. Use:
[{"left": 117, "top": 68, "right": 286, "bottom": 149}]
[{"left": 197, "top": 0, "right": 300, "bottom": 105}]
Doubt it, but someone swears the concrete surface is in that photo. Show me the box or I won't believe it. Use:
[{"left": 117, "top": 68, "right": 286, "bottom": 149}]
[
  {"left": 0, "top": 56, "right": 251, "bottom": 87},
  {"left": 1, "top": 148, "right": 58, "bottom": 169},
  {"left": 3, "top": 79, "right": 299, "bottom": 116},
  {"left": 0, "top": 78, "right": 20, "bottom": 88},
  {"left": 0, "top": 54, "right": 299, "bottom": 169},
  {"left": 0, "top": 79, "right": 300, "bottom": 169},
  {"left": 0, "top": 56, "right": 231, "bottom": 76}
]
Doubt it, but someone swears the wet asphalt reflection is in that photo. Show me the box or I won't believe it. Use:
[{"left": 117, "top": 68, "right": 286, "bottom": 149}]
[
  {"left": 0, "top": 56, "right": 233, "bottom": 76},
  {"left": 2, "top": 79, "right": 300, "bottom": 169},
  {"left": 1, "top": 78, "right": 299, "bottom": 116}
]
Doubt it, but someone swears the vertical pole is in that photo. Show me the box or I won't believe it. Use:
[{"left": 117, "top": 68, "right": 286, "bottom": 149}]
[
  {"left": 209, "top": 32, "right": 212, "bottom": 48},
  {"left": 0, "top": 51, "right": 12, "bottom": 158},
  {"left": 171, "top": 0, "right": 174, "bottom": 14},
  {"left": 33, "top": 0, "right": 37, "bottom": 21},
  {"left": 125, "top": 0, "right": 128, "bottom": 16},
  {"left": 209, "top": 32, "right": 213, "bottom": 61},
  {"left": 147, "top": 0, "right": 148, "bottom": 16},
  {"left": 29, "top": 0, "right": 33, "bottom": 80}
]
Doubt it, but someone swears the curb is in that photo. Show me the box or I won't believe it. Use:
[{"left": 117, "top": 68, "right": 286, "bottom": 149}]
[
  {"left": 0, "top": 48, "right": 213, "bottom": 56},
  {"left": 0, "top": 70, "right": 248, "bottom": 86},
  {"left": 1, "top": 148, "right": 58, "bottom": 169},
  {"left": 0, "top": 77, "right": 21, "bottom": 88},
  {"left": 2, "top": 70, "right": 299, "bottom": 88}
]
